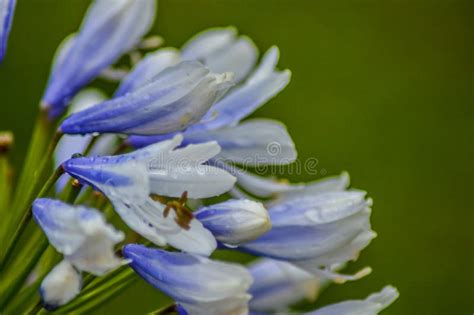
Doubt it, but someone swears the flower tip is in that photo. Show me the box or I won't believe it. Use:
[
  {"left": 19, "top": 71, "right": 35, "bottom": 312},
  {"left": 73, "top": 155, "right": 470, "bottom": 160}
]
[
  {"left": 0, "top": 131, "right": 14, "bottom": 153},
  {"left": 32, "top": 198, "right": 56, "bottom": 216},
  {"left": 368, "top": 285, "right": 400, "bottom": 309},
  {"left": 122, "top": 243, "right": 145, "bottom": 262},
  {"left": 339, "top": 170, "right": 351, "bottom": 187},
  {"left": 40, "top": 100, "right": 50, "bottom": 110}
]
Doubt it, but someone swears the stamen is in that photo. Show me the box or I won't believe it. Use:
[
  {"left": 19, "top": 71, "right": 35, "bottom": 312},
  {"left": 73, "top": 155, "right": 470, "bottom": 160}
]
[{"left": 151, "top": 191, "right": 194, "bottom": 230}]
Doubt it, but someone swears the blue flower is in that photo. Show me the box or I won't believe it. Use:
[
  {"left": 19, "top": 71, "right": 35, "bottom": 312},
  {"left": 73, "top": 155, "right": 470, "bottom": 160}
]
[
  {"left": 0, "top": 0, "right": 16, "bottom": 62},
  {"left": 32, "top": 198, "right": 125, "bottom": 275},
  {"left": 305, "top": 286, "right": 399, "bottom": 315},
  {"left": 195, "top": 199, "right": 271, "bottom": 245},
  {"left": 123, "top": 244, "right": 252, "bottom": 315},
  {"left": 62, "top": 135, "right": 236, "bottom": 256},
  {"left": 60, "top": 61, "right": 233, "bottom": 135},
  {"left": 234, "top": 191, "right": 375, "bottom": 281},
  {"left": 41, "top": 0, "right": 157, "bottom": 119},
  {"left": 248, "top": 258, "right": 327, "bottom": 312}
]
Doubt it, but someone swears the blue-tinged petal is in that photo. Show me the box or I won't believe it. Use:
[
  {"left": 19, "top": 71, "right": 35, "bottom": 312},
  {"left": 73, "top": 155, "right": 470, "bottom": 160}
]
[
  {"left": 276, "top": 172, "right": 350, "bottom": 202},
  {"left": 181, "top": 27, "right": 237, "bottom": 61},
  {"left": 269, "top": 191, "right": 369, "bottom": 226},
  {"left": 32, "top": 198, "right": 125, "bottom": 275},
  {"left": 115, "top": 48, "right": 181, "bottom": 97},
  {"left": 40, "top": 260, "right": 81, "bottom": 311},
  {"left": 63, "top": 135, "right": 236, "bottom": 200},
  {"left": 306, "top": 286, "right": 399, "bottom": 315},
  {"left": 0, "top": 0, "right": 16, "bottom": 62},
  {"left": 215, "top": 162, "right": 304, "bottom": 198},
  {"left": 60, "top": 61, "right": 234, "bottom": 135},
  {"left": 123, "top": 245, "right": 252, "bottom": 315},
  {"left": 62, "top": 136, "right": 234, "bottom": 255},
  {"left": 293, "top": 230, "right": 375, "bottom": 282},
  {"left": 234, "top": 192, "right": 374, "bottom": 276},
  {"left": 190, "top": 46, "right": 290, "bottom": 131},
  {"left": 42, "top": 0, "right": 157, "bottom": 118},
  {"left": 248, "top": 259, "right": 326, "bottom": 312},
  {"left": 183, "top": 119, "right": 297, "bottom": 165},
  {"left": 126, "top": 133, "right": 175, "bottom": 149},
  {"left": 195, "top": 199, "right": 270, "bottom": 245},
  {"left": 182, "top": 27, "right": 258, "bottom": 84}
]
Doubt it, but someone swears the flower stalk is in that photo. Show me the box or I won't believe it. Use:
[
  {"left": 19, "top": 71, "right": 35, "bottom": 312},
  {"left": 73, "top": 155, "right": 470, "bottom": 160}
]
[{"left": 0, "top": 165, "right": 64, "bottom": 271}]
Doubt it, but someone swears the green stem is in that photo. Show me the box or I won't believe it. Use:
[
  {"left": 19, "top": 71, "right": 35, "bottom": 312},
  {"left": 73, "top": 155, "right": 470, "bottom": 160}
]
[
  {"left": 83, "top": 135, "right": 99, "bottom": 156},
  {"left": 0, "top": 165, "right": 64, "bottom": 271},
  {"left": 66, "top": 180, "right": 83, "bottom": 204},
  {"left": 0, "top": 233, "right": 49, "bottom": 311},
  {"left": 10, "top": 110, "right": 55, "bottom": 229},
  {"left": 0, "top": 140, "right": 13, "bottom": 246},
  {"left": 4, "top": 247, "right": 61, "bottom": 314}
]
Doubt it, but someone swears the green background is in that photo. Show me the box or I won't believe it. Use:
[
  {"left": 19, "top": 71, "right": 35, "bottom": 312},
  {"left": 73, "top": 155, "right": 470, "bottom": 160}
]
[{"left": 0, "top": 0, "right": 472, "bottom": 314}]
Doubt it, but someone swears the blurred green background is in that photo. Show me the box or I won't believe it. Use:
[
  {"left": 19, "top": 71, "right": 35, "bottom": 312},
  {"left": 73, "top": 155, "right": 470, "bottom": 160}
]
[{"left": 0, "top": 0, "right": 472, "bottom": 314}]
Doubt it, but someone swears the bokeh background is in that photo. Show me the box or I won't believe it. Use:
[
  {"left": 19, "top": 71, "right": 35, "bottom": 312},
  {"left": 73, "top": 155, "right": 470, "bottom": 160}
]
[{"left": 0, "top": 0, "right": 472, "bottom": 314}]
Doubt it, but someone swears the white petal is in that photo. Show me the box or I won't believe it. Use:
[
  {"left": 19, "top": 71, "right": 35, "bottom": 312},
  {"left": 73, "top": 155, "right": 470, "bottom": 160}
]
[
  {"left": 249, "top": 259, "right": 324, "bottom": 312},
  {"left": 217, "top": 162, "right": 304, "bottom": 198},
  {"left": 182, "top": 27, "right": 237, "bottom": 61},
  {"left": 115, "top": 47, "right": 181, "bottom": 96},
  {"left": 191, "top": 35, "right": 258, "bottom": 83},
  {"left": 148, "top": 140, "right": 237, "bottom": 198},
  {"left": 32, "top": 199, "right": 125, "bottom": 275},
  {"left": 278, "top": 172, "right": 350, "bottom": 201},
  {"left": 185, "top": 119, "right": 297, "bottom": 165},
  {"left": 182, "top": 27, "right": 258, "bottom": 82},
  {"left": 40, "top": 260, "right": 81, "bottom": 309},
  {"left": 105, "top": 194, "right": 217, "bottom": 256},
  {"left": 196, "top": 46, "right": 290, "bottom": 129},
  {"left": 195, "top": 199, "right": 271, "bottom": 245},
  {"left": 308, "top": 286, "right": 399, "bottom": 315}
]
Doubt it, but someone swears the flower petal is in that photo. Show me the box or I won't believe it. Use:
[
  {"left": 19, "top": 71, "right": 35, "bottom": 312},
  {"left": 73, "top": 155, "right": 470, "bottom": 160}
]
[
  {"left": 0, "top": 0, "right": 16, "bottom": 62},
  {"left": 123, "top": 245, "right": 252, "bottom": 314},
  {"left": 32, "top": 198, "right": 125, "bottom": 275},
  {"left": 307, "top": 286, "right": 399, "bottom": 315},
  {"left": 60, "top": 61, "right": 234, "bottom": 135},
  {"left": 195, "top": 199, "right": 271, "bottom": 245},
  {"left": 182, "top": 27, "right": 258, "bottom": 83},
  {"left": 248, "top": 259, "right": 325, "bottom": 312},
  {"left": 191, "top": 46, "right": 291, "bottom": 131},
  {"left": 215, "top": 162, "right": 304, "bottom": 198},
  {"left": 42, "top": 0, "right": 157, "bottom": 118},
  {"left": 115, "top": 48, "right": 181, "bottom": 97},
  {"left": 40, "top": 260, "right": 82, "bottom": 311},
  {"left": 183, "top": 119, "right": 297, "bottom": 165},
  {"left": 148, "top": 140, "right": 237, "bottom": 198},
  {"left": 277, "top": 172, "right": 350, "bottom": 202}
]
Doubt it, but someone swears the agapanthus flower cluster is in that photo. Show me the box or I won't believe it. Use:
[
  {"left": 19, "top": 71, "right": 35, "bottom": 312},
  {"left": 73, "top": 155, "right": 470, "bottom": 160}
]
[{"left": 0, "top": 1, "right": 398, "bottom": 314}]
